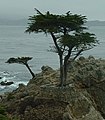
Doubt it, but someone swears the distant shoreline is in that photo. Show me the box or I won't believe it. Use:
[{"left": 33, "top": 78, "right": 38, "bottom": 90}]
[
  {"left": 0, "top": 19, "right": 105, "bottom": 26},
  {"left": 0, "top": 19, "right": 28, "bottom": 26},
  {"left": 86, "top": 20, "right": 105, "bottom": 27}
]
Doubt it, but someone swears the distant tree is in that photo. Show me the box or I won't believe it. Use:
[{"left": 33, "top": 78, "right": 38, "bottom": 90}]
[
  {"left": 6, "top": 57, "right": 35, "bottom": 78},
  {"left": 26, "top": 9, "right": 98, "bottom": 87}
]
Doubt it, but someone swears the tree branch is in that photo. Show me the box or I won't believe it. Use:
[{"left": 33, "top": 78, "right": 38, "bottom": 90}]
[
  {"left": 34, "top": 8, "right": 44, "bottom": 16},
  {"left": 50, "top": 32, "right": 62, "bottom": 54},
  {"left": 73, "top": 49, "right": 83, "bottom": 61}
]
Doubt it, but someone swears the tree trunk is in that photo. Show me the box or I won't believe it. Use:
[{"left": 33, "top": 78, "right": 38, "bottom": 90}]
[
  {"left": 59, "top": 54, "right": 64, "bottom": 87},
  {"left": 25, "top": 63, "right": 35, "bottom": 78},
  {"left": 64, "top": 49, "right": 72, "bottom": 85},
  {"left": 50, "top": 32, "right": 64, "bottom": 87},
  {"left": 64, "top": 56, "right": 68, "bottom": 85}
]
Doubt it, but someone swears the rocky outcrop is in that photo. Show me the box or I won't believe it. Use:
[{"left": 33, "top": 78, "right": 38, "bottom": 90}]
[
  {"left": 67, "top": 56, "right": 105, "bottom": 118},
  {"left": 3, "top": 86, "right": 104, "bottom": 120},
  {"left": 1, "top": 57, "right": 105, "bottom": 120}
]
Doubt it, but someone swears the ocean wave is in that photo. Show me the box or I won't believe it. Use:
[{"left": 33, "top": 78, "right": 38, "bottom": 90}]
[{"left": 0, "top": 71, "right": 28, "bottom": 94}]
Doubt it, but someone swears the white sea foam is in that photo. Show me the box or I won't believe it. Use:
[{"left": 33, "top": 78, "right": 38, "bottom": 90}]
[
  {"left": 0, "top": 70, "right": 28, "bottom": 93},
  {"left": 0, "top": 76, "right": 28, "bottom": 94}
]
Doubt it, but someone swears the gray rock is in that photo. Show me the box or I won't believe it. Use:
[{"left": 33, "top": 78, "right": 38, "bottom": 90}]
[{"left": 2, "top": 57, "right": 105, "bottom": 119}]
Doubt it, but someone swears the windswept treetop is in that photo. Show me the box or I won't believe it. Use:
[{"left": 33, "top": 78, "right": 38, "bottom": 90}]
[
  {"left": 59, "top": 32, "right": 97, "bottom": 52},
  {"left": 26, "top": 9, "right": 87, "bottom": 34},
  {"left": 6, "top": 57, "right": 32, "bottom": 65}
]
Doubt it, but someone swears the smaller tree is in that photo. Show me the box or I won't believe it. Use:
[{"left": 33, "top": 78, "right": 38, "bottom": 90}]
[{"left": 6, "top": 57, "right": 35, "bottom": 78}]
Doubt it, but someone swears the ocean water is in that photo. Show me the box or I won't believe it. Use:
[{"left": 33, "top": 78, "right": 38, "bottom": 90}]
[{"left": 0, "top": 25, "right": 105, "bottom": 93}]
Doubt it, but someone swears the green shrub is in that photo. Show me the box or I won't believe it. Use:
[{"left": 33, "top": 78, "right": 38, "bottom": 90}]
[
  {"left": 0, "top": 106, "right": 6, "bottom": 115},
  {"left": 0, "top": 114, "right": 8, "bottom": 120}
]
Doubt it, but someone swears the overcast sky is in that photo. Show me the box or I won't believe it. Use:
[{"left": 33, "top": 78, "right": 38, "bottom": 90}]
[{"left": 0, "top": 0, "right": 105, "bottom": 21}]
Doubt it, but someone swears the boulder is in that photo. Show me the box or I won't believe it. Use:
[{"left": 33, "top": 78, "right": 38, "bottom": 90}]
[{"left": 0, "top": 81, "right": 14, "bottom": 86}]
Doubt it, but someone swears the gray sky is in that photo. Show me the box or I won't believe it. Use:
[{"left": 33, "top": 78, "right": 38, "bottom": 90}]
[{"left": 0, "top": 0, "right": 105, "bottom": 20}]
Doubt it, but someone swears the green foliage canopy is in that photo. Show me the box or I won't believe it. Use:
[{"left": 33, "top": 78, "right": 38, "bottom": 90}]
[
  {"left": 6, "top": 57, "right": 32, "bottom": 65},
  {"left": 26, "top": 10, "right": 87, "bottom": 34}
]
